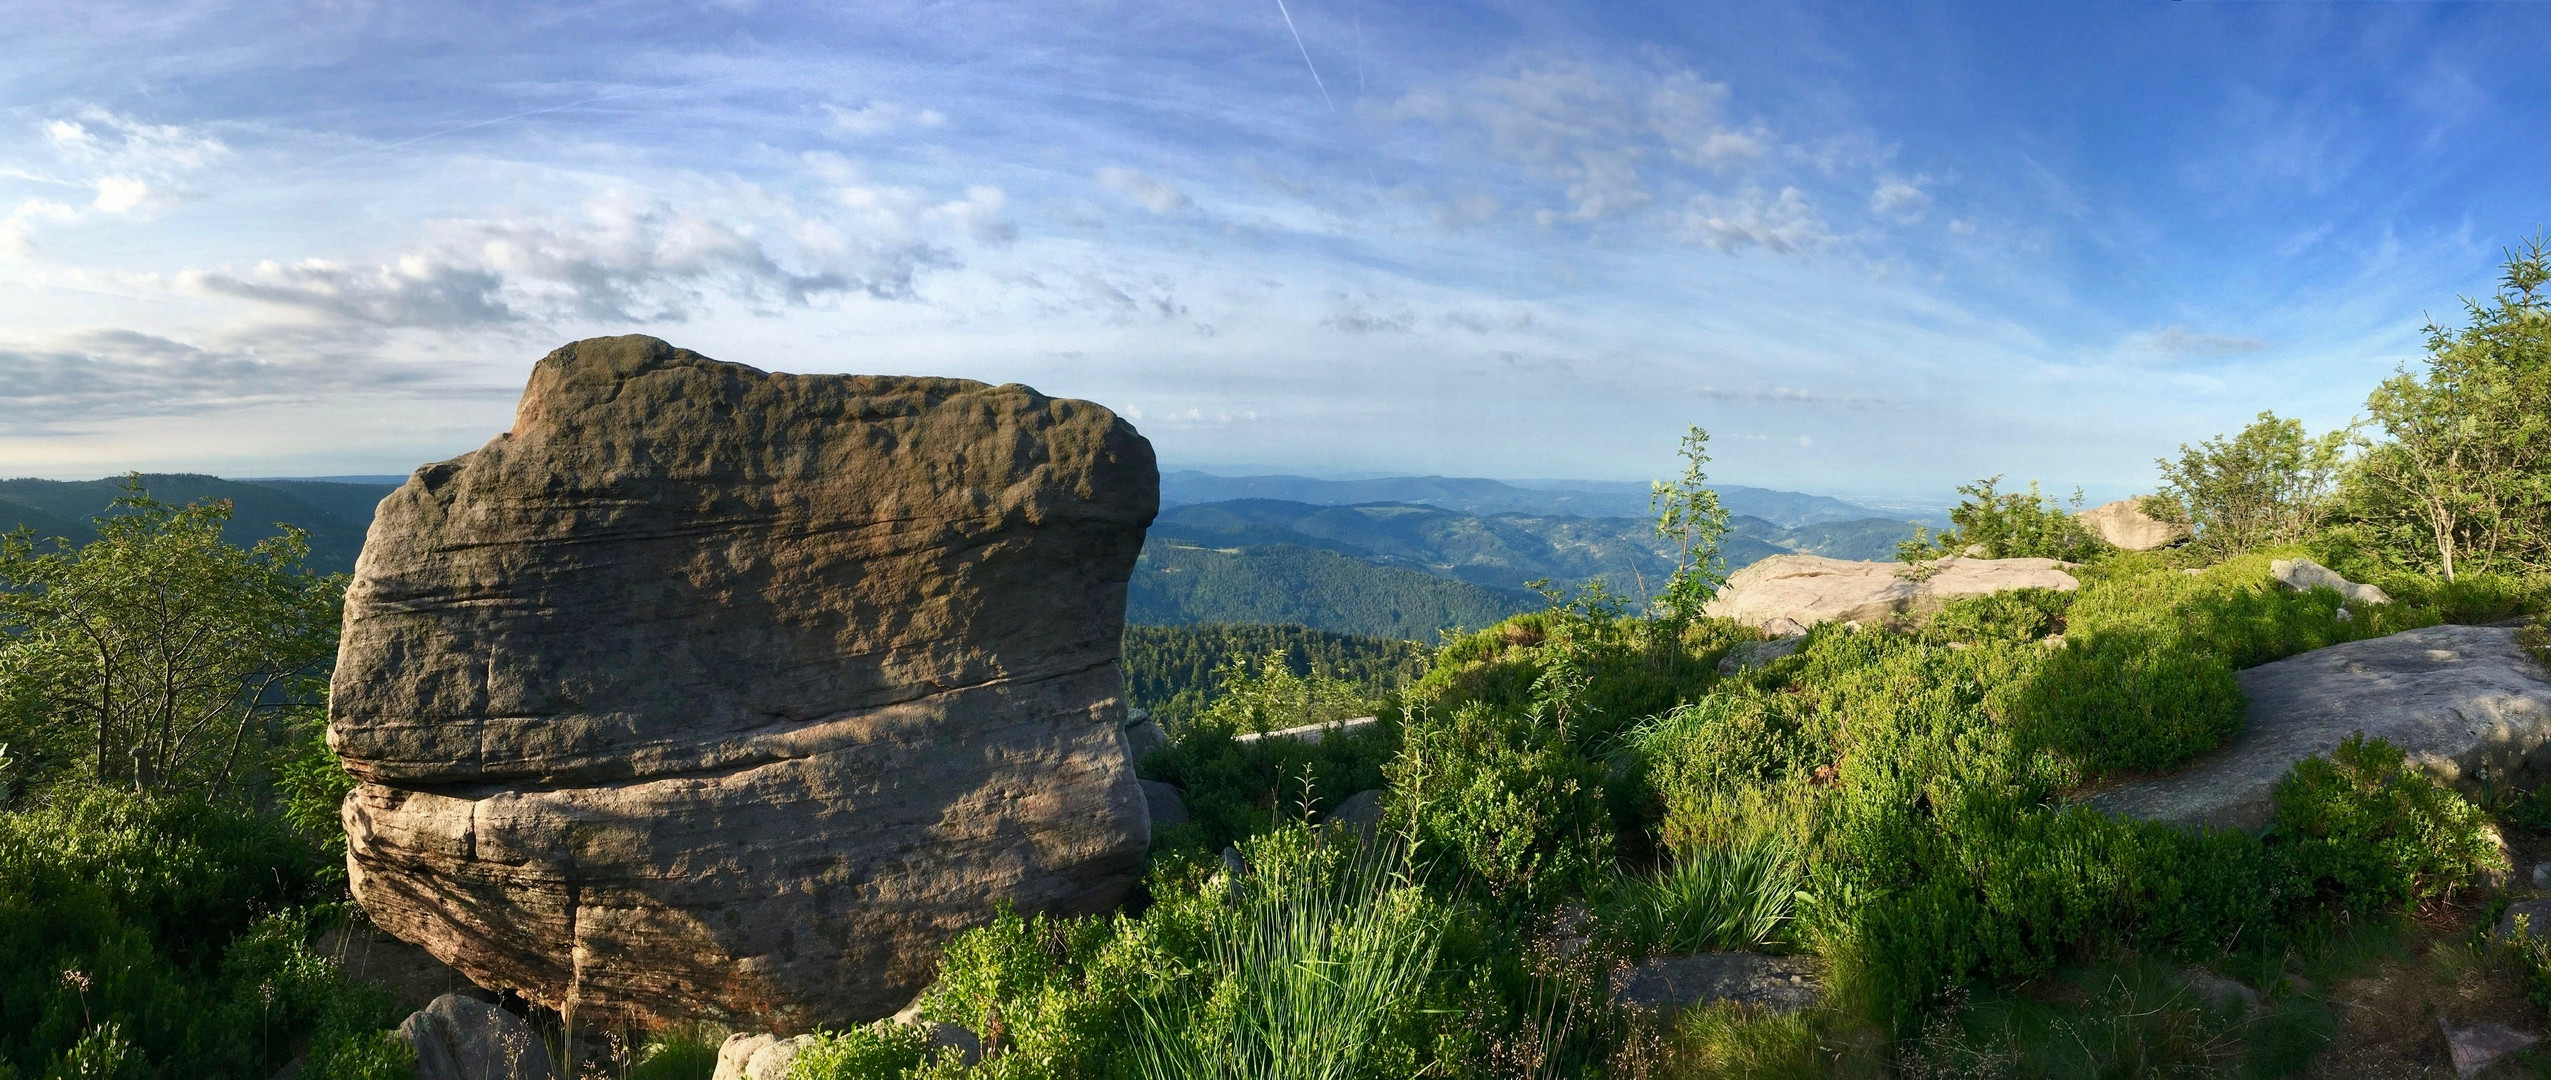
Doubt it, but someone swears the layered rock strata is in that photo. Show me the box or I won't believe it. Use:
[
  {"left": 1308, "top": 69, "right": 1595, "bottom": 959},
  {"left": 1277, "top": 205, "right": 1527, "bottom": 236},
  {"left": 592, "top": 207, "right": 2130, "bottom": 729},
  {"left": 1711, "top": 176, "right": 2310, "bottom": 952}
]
[{"left": 332, "top": 336, "right": 1157, "bottom": 1030}]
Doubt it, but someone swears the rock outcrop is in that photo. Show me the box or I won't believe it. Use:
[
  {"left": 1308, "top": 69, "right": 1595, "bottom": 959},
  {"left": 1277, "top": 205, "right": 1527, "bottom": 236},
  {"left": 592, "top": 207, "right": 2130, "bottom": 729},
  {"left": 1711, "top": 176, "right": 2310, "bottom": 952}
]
[
  {"left": 2271, "top": 557, "right": 2392, "bottom": 606},
  {"left": 332, "top": 336, "right": 1157, "bottom": 1031},
  {"left": 2076, "top": 499, "right": 2188, "bottom": 551},
  {"left": 1701, "top": 555, "right": 2079, "bottom": 631},
  {"left": 2087, "top": 624, "right": 2551, "bottom": 830}
]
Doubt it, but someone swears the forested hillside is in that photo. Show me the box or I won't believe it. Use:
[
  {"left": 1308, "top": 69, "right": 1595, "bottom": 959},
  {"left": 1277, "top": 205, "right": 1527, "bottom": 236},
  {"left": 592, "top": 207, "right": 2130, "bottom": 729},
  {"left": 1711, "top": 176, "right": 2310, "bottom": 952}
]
[
  {"left": 1124, "top": 541, "right": 1535, "bottom": 640},
  {"left": 1138, "top": 498, "right": 1919, "bottom": 628},
  {"left": 1121, "top": 623, "right": 1431, "bottom": 729},
  {"left": 0, "top": 475, "right": 392, "bottom": 574},
  {"left": 1159, "top": 470, "right": 1888, "bottom": 527}
]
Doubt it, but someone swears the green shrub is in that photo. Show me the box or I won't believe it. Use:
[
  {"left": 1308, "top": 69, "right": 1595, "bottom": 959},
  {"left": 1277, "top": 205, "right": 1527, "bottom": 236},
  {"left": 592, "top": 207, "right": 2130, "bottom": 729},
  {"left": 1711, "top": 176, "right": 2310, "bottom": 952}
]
[
  {"left": 1923, "top": 588, "right": 2072, "bottom": 645},
  {"left": 1389, "top": 700, "right": 1609, "bottom": 908},
  {"left": 1899, "top": 477, "right": 2105, "bottom": 564},
  {"left": 626, "top": 1028, "right": 721, "bottom": 1080},
  {"left": 786, "top": 1025, "right": 936, "bottom": 1080},
  {"left": 0, "top": 787, "right": 386, "bottom": 1079},
  {"left": 2266, "top": 733, "right": 2505, "bottom": 915}
]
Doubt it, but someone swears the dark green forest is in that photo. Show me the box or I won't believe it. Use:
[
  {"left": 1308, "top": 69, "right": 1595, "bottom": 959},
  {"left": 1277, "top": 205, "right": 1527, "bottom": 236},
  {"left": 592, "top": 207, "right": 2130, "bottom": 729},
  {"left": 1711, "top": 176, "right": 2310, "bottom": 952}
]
[{"left": 1120, "top": 623, "right": 1432, "bottom": 729}]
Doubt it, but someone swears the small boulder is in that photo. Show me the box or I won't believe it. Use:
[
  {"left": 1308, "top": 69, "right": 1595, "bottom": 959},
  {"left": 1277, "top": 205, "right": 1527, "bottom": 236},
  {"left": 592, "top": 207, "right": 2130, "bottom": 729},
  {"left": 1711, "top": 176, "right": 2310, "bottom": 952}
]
[
  {"left": 1716, "top": 636, "right": 1807, "bottom": 676},
  {"left": 2088, "top": 625, "right": 2551, "bottom": 830},
  {"left": 1124, "top": 708, "right": 1168, "bottom": 760},
  {"left": 2179, "top": 968, "right": 2261, "bottom": 1013},
  {"left": 1610, "top": 952, "right": 1823, "bottom": 1016},
  {"left": 2532, "top": 862, "right": 2551, "bottom": 890},
  {"left": 2440, "top": 1016, "right": 2539, "bottom": 1078},
  {"left": 1324, "top": 788, "right": 1388, "bottom": 839},
  {"left": 710, "top": 1034, "right": 816, "bottom": 1080},
  {"left": 397, "top": 994, "right": 554, "bottom": 1080},
  {"left": 1140, "top": 779, "right": 1189, "bottom": 828},
  {"left": 2077, "top": 499, "right": 2188, "bottom": 551},
  {"left": 1703, "top": 555, "right": 2078, "bottom": 632},
  {"left": 891, "top": 998, "right": 985, "bottom": 1066},
  {"left": 2496, "top": 899, "right": 2551, "bottom": 942},
  {"left": 2270, "top": 557, "right": 2392, "bottom": 606}
]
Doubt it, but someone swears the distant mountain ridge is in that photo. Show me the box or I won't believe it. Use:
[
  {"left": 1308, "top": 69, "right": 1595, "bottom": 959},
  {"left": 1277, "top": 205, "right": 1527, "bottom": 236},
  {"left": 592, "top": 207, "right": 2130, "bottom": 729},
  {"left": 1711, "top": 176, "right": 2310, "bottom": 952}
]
[
  {"left": 1158, "top": 470, "right": 1884, "bottom": 528},
  {"left": 0, "top": 474, "right": 395, "bottom": 574}
]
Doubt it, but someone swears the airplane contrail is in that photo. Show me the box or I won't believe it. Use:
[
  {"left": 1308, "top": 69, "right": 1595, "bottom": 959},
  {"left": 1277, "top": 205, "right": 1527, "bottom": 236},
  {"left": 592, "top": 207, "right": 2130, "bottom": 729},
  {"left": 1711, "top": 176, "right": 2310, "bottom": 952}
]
[{"left": 1272, "top": 0, "right": 1337, "bottom": 112}]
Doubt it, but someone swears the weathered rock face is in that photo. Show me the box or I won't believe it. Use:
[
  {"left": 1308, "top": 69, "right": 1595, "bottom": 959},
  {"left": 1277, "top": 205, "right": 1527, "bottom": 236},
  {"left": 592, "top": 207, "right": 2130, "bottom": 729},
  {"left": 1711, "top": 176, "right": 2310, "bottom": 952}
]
[
  {"left": 332, "top": 336, "right": 1157, "bottom": 1031},
  {"left": 1701, "top": 554, "right": 2080, "bottom": 631},
  {"left": 2077, "top": 498, "right": 2188, "bottom": 551},
  {"left": 2087, "top": 624, "right": 2551, "bottom": 830}
]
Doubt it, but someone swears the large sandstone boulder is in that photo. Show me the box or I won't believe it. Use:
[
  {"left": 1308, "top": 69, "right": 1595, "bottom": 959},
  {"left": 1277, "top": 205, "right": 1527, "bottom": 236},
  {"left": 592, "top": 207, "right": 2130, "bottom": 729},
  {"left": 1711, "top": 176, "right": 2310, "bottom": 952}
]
[
  {"left": 1701, "top": 555, "right": 2079, "bottom": 631},
  {"left": 332, "top": 336, "right": 1157, "bottom": 1031},
  {"left": 2077, "top": 498, "right": 2188, "bottom": 551},
  {"left": 2087, "top": 624, "right": 2551, "bottom": 830}
]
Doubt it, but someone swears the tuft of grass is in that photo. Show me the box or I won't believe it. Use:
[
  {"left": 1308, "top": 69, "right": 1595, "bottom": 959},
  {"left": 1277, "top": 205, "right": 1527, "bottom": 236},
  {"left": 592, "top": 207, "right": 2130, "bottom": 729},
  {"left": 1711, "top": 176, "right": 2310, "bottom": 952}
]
[
  {"left": 1130, "top": 830, "right": 1444, "bottom": 1080},
  {"left": 1610, "top": 836, "right": 1803, "bottom": 956}
]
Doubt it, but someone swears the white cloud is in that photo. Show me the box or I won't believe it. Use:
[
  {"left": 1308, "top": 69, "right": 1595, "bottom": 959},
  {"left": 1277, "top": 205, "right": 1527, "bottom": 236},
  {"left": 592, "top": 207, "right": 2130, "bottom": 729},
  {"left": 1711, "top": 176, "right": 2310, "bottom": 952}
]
[
  {"left": 1676, "top": 187, "right": 1833, "bottom": 254},
  {"left": 1096, "top": 167, "right": 1193, "bottom": 214},
  {"left": 824, "top": 100, "right": 947, "bottom": 137},
  {"left": 1869, "top": 176, "right": 1932, "bottom": 223},
  {"left": 2, "top": 109, "right": 227, "bottom": 253},
  {"left": 2146, "top": 326, "right": 2271, "bottom": 356},
  {"left": 175, "top": 179, "right": 1002, "bottom": 328},
  {"left": 0, "top": 328, "right": 442, "bottom": 434}
]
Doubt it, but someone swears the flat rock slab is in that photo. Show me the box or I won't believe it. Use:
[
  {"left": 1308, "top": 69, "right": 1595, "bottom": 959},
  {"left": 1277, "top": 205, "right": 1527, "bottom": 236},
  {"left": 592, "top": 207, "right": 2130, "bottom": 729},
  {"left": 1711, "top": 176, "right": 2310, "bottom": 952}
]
[
  {"left": 1702, "top": 555, "right": 2078, "bottom": 631},
  {"left": 1611, "top": 952, "right": 1824, "bottom": 1015},
  {"left": 2089, "top": 625, "right": 2551, "bottom": 830}
]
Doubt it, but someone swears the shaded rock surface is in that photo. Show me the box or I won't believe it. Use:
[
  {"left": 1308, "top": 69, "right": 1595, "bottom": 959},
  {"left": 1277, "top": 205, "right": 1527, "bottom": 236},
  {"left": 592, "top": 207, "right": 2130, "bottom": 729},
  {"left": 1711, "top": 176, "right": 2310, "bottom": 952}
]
[
  {"left": 2088, "top": 624, "right": 2551, "bottom": 830},
  {"left": 1324, "top": 788, "right": 1388, "bottom": 840},
  {"left": 1141, "top": 779, "right": 1189, "bottom": 828},
  {"left": 319, "top": 918, "right": 485, "bottom": 1013},
  {"left": 2495, "top": 899, "right": 2551, "bottom": 942},
  {"left": 1610, "top": 952, "right": 1823, "bottom": 1015},
  {"left": 2271, "top": 557, "right": 2392, "bottom": 606},
  {"left": 397, "top": 994, "right": 553, "bottom": 1080},
  {"left": 1716, "top": 635, "right": 1806, "bottom": 675},
  {"left": 2077, "top": 499, "right": 2188, "bottom": 551},
  {"left": 333, "top": 336, "right": 1157, "bottom": 1031},
  {"left": 1702, "top": 555, "right": 2079, "bottom": 631},
  {"left": 2440, "top": 1017, "right": 2539, "bottom": 1078}
]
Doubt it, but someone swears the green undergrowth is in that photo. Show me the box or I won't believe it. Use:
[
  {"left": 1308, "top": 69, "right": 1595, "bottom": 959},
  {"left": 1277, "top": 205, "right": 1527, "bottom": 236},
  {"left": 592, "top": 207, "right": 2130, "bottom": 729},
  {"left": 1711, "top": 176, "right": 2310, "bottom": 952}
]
[
  {"left": 844, "top": 548, "right": 2551, "bottom": 1077},
  {"left": 0, "top": 787, "right": 408, "bottom": 1080}
]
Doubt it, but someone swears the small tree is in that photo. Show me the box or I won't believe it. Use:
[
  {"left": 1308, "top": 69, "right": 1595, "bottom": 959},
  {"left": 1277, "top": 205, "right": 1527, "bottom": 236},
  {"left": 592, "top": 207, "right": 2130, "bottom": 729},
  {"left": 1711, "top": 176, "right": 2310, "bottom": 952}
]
[
  {"left": 1649, "top": 426, "right": 1731, "bottom": 622},
  {"left": 1903, "top": 476, "right": 2104, "bottom": 563},
  {"left": 2147, "top": 411, "right": 2348, "bottom": 562},
  {"left": 0, "top": 477, "right": 344, "bottom": 799},
  {"left": 2345, "top": 236, "right": 2551, "bottom": 580}
]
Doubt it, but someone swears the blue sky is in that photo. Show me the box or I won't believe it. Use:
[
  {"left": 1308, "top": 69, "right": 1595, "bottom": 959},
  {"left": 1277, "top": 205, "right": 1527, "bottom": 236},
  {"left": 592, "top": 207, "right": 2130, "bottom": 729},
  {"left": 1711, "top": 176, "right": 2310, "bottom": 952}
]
[{"left": 1, "top": 1, "right": 2544, "bottom": 501}]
